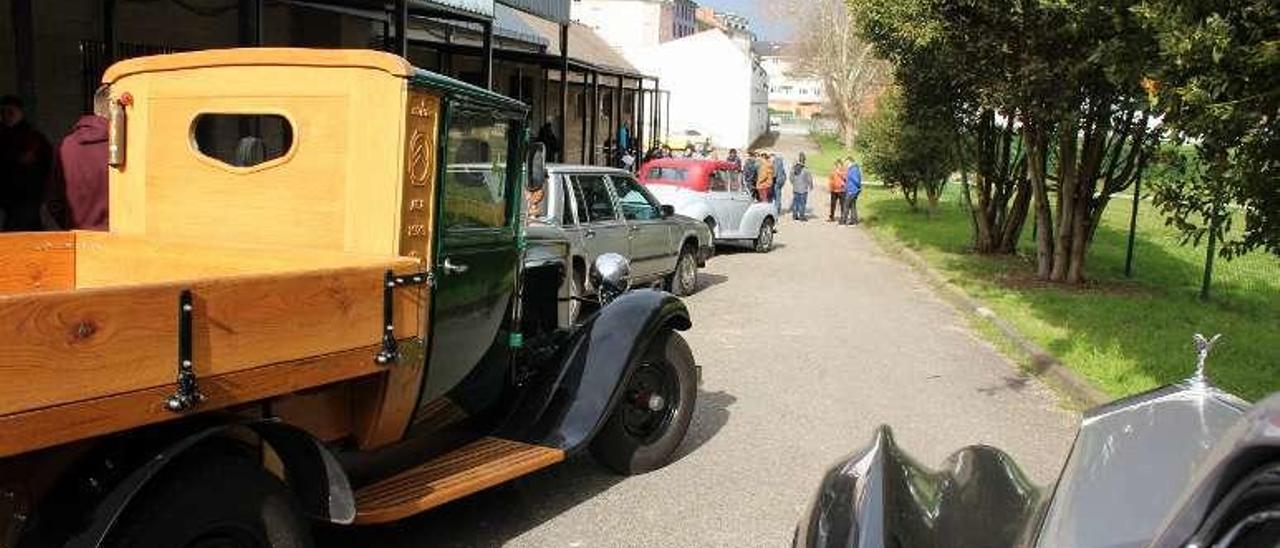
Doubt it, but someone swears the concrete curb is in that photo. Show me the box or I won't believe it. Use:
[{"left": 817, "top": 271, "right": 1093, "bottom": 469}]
[{"left": 872, "top": 237, "right": 1111, "bottom": 409}]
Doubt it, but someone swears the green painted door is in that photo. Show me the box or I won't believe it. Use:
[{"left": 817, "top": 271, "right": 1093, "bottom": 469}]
[{"left": 415, "top": 106, "right": 520, "bottom": 421}]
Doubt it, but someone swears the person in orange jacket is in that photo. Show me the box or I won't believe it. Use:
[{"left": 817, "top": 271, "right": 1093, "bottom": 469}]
[
  {"left": 827, "top": 159, "right": 847, "bottom": 222},
  {"left": 756, "top": 151, "right": 775, "bottom": 203}
]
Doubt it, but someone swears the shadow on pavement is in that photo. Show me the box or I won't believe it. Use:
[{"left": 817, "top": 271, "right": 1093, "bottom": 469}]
[
  {"left": 696, "top": 272, "right": 729, "bottom": 292},
  {"left": 317, "top": 388, "right": 735, "bottom": 548}
]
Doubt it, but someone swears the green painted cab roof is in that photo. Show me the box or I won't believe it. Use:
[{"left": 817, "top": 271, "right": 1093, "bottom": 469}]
[{"left": 409, "top": 68, "right": 529, "bottom": 115}]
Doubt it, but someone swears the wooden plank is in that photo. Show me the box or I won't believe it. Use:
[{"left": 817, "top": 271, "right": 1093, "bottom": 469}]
[
  {"left": 0, "top": 345, "right": 389, "bottom": 458},
  {"left": 0, "top": 265, "right": 423, "bottom": 416},
  {"left": 73, "top": 232, "right": 415, "bottom": 287},
  {"left": 272, "top": 384, "right": 355, "bottom": 443},
  {"left": 0, "top": 232, "right": 76, "bottom": 295},
  {"left": 354, "top": 437, "right": 565, "bottom": 524},
  {"left": 103, "top": 48, "right": 412, "bottom": 84}
]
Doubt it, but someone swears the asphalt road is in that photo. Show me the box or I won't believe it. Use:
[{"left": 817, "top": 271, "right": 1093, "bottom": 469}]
[{"left": 322, "top": 134, "right": 1079, "bottom": 547}]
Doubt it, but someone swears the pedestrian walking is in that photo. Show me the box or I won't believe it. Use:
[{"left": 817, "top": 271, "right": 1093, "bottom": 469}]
[
  {"left": 770, "top": 152, "right": 786, "bottom": 216},
  {"left": 827, "top": 159, "right": 846, "bottom": 222},
  {"left": 841, "top": 160, "right": 863, "bottom": 225},
  {"left": 50, "top": 86, "right": 111, "bottom": 230},
  {"left": 790, "top": 152, "right": 813, "bottom": 221},
  {"left": 755, "top": 151, "right": 774, "bottom": 203}
]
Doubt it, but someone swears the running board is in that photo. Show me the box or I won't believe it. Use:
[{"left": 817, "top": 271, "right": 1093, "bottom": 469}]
[{"left": 354, "top": 436, "right": 565, "bottom": 524}]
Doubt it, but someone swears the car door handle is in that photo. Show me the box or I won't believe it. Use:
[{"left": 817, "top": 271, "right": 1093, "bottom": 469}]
[
  {"left": 629, "top": 225, "right": 642, "bottom": 232},
  {"left": 441, "top": 257, "right": 469, "bottom": 275},
  {"left": 583, "top": 229, "right": 596, "bottom": 239}
]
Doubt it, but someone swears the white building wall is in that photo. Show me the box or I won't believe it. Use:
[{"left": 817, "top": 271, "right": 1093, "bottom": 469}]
[
  {"left": 627, "top": 30, "right": 766, "bottom": 150},
  {"left": 571, "top": 0, "right": 664, "bottom": 50}
]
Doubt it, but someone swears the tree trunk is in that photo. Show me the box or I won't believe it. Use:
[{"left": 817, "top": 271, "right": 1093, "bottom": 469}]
[
  {"left": 1052, "top": 121, "right": 1079, "bottom": 281},
  {"left": 1025, "top": 126, "right": 1054, "bottom": 279}
]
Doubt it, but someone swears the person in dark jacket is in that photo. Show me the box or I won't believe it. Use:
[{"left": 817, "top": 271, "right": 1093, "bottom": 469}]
[
  {"left": 0, "top": 95, "right": 53, "bottom": 232},
  {"left": 842, "top": 161, "right": 863, "bottom": 225},
  {"left": 50, "top": 87, "right": 111, "bottom": 230},
  {"left": 771, "top": 152, "right": 786, "bottom": 216},
  {"left": 790, "top": 152, "right": 813, "bottom": 221},
  {"left": 536, "top": 121, "right": 561, "bottom": 162},
  {"left": 742, "top": 151, "right": 759, "bottom": 200}
]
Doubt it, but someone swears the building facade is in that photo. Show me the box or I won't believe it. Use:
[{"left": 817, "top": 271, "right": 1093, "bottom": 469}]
[
  {"left": 628, "top": 29, "right": 767, "bottom": 150},
  {"left": 755, "top": 41, "right": 825, "bottom": 120},
  {"left": 571, "top": 0, "right": 697, "bottom": 51}
]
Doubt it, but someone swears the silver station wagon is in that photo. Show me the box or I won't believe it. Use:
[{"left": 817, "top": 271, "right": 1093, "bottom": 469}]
[{"left": 528, "top": 165, "right": 713, "bottom": 308}]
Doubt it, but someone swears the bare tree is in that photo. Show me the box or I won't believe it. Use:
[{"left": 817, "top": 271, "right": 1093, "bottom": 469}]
[{"left": 766, "top": 0, "right": 890, "bottom": 148}]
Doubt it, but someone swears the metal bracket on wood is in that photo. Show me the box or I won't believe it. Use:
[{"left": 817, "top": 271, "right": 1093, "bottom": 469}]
[
  {"left": 165, "top": 290, "right": 206, "bottom": 413},
  {"left": 375, "top": 270, "right": 432, "bottom": 365}
]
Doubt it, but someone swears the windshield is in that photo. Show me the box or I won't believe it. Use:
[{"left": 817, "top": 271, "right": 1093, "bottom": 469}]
[{"left": 645, "top": 167, "right": 689, "bottom": 182}]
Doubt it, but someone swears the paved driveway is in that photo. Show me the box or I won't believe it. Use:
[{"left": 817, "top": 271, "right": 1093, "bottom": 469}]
[{"left": 323, "top": 134, "right": 1078, "bottom": 548}]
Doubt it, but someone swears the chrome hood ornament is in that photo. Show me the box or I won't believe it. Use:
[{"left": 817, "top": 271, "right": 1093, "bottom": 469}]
[{"left": 1191, "top": 333, "right": 1222, "bottom": 389}]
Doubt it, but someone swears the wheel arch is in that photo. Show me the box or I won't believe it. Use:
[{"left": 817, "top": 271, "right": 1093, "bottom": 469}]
[
  {"left": 62, "top": 420, "right": 354, "bottom": 548},
  {"left": 497, "top": 289, "right": 692, "bottom": 455}
]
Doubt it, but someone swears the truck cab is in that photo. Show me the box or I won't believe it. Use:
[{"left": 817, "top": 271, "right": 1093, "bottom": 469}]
[{"left": 0, "top": 49, "right": 696, "bottom": 548}]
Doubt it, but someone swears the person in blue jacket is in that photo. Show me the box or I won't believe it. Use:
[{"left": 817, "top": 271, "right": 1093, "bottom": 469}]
[{"left": 841, "top": 159, "right": 862, "bottom": 225}]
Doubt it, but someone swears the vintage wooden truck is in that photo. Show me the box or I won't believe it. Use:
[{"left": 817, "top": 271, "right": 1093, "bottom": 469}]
[{"left": 0, "top": 49, "right": 697, "bottom": 548}]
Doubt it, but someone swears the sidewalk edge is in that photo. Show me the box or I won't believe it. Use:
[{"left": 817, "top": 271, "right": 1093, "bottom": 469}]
[{"left": 869, "top": 234, "right": 1110, "bottom": 409}]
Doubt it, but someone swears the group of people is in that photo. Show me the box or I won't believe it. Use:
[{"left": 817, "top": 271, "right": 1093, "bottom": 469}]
[
  {"left": 739, "top": 149, "right": 862, "bottom": 224},
  {"left": 0, "top": 89, "right": 110, "bottom": 233}
]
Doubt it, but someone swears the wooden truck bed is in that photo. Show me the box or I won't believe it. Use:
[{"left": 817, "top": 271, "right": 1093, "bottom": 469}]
[{"left": 0, "top": 231, "right": 425, "bottom": 457}]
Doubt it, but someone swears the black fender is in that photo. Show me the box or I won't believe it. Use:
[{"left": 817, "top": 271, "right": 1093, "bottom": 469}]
[
  {"left": 500, "top": 289, "right": 692, "bottom": 453},
  {"left": 65, "top": 420, "right": 354, "bottom": 548}
]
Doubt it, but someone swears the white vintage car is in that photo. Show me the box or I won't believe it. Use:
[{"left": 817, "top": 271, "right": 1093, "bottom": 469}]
[{"left": 639, "top": 158, "right": 777, "bottom": 252}]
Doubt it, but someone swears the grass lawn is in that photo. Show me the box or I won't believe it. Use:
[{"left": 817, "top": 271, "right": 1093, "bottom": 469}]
[{"left": 810, "top": 135, "right": 1280, "bottom": 401}]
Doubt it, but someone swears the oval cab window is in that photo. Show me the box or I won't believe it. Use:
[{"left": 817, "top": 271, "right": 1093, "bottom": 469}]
[{"left": 192, "top": 114, "right": 294, "bottom": 168}]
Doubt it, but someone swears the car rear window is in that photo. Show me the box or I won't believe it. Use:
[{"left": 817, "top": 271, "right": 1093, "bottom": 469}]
[{"left": 646, "top": 167, "right": 689, "bottom": 181}]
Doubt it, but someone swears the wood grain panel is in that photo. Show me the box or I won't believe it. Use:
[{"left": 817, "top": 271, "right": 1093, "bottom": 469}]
[
  {"left": 0, "top": 232, "right": 76, "bottom": 295},
  {"left": 0, "top": 345, "right": 389, "bottom": 458},
  {"left": 0, "top": 265, "right": 422, "bottom": 416},
  {"left": 73, "top": 232, "right": 414, "bottom": 287},
  {"left": 355, "top": 437, "right": 564, "bottom": 524}
]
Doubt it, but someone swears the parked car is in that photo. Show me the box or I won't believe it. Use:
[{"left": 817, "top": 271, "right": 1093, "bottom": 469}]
[
  {"left": 664, "top": 129, "right": 709, "bottom": 152},
  {"left": 528, "top": 165, "right": 714, "bottom": 308},
  {"left": 639, "top": 158, "right": 777, "bottom": 252},
  {"left": 794, "top": 335, "right": 1280, "bottom": 548}
]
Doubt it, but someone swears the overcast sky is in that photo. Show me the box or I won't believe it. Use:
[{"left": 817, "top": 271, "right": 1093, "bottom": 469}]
[{"left": 700, "top": 0, "right": 793, "bottom": 42}]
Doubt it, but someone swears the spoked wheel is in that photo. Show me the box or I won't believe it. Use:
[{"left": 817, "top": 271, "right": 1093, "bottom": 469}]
[
  {"left": 754, "top": 218, "right": 775, "bottom": 253},
  {"left": 666, "top": 247, "right": 698, "bottom": 296},
  {"left": 591, "top": 330, "right": 697, "bottom": 475}
]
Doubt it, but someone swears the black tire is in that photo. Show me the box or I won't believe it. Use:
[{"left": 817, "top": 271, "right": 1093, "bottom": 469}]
[
  {"left": 665, "top": 245, "right": 698, "bottom": 297},
  {"left": 754, "top": 217, "right": 775, "bottom": 253},
  {"left": 108, "top": 450, "right": 313, "bottom": 548},
  {"left": 590, "top": 330, "right": 697, "bottom": 475}
]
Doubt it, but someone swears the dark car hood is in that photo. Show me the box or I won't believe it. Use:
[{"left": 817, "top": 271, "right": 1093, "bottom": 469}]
[{"left": 796, "top": 378, "right": 1254, "bottom": 548}]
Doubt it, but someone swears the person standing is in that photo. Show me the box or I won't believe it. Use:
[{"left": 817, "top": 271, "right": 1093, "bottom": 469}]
[
  {"left": 742, "top": 151, "right": 759, "bottom": 200},
  {"left": 755, "top": 151, "right": 774, "bottom": 203},
  {"left": 617, "top": 121, "right": 630, "bottom": 156},
  {"left": 726, "top": 148, "right": 741, "bottom": 170},
  {"left": 827, "top": 159, "right": 846, "bottom": 222},
  {"left": 0, "top": 95, "right": 53, "bottom": 232},
  {"left": 50, "top": 86, "right": 111, "bottom": 230},
  {"left": 536, "top": 121, "right": 561, "bottom": 163},
  {"left": 770, "top": 152, "right": 786, "bottom": 216},
  {"left": 842, "top": 160, "right": 863, "bottom": 225},
  {"left": 790, "top": 153, "right": 813, "bottom": 221}
]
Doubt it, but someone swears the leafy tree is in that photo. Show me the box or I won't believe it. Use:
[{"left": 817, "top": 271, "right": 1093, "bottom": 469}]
[
  {"left": 1137, "top": 0, "right": 1280, "bottom": 258},
  {"left": 853, "top": 0, "right": 1032, "bottom": 253},
  {"left": 861, "top": 90, "right": 956, "bottom": 215}
]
